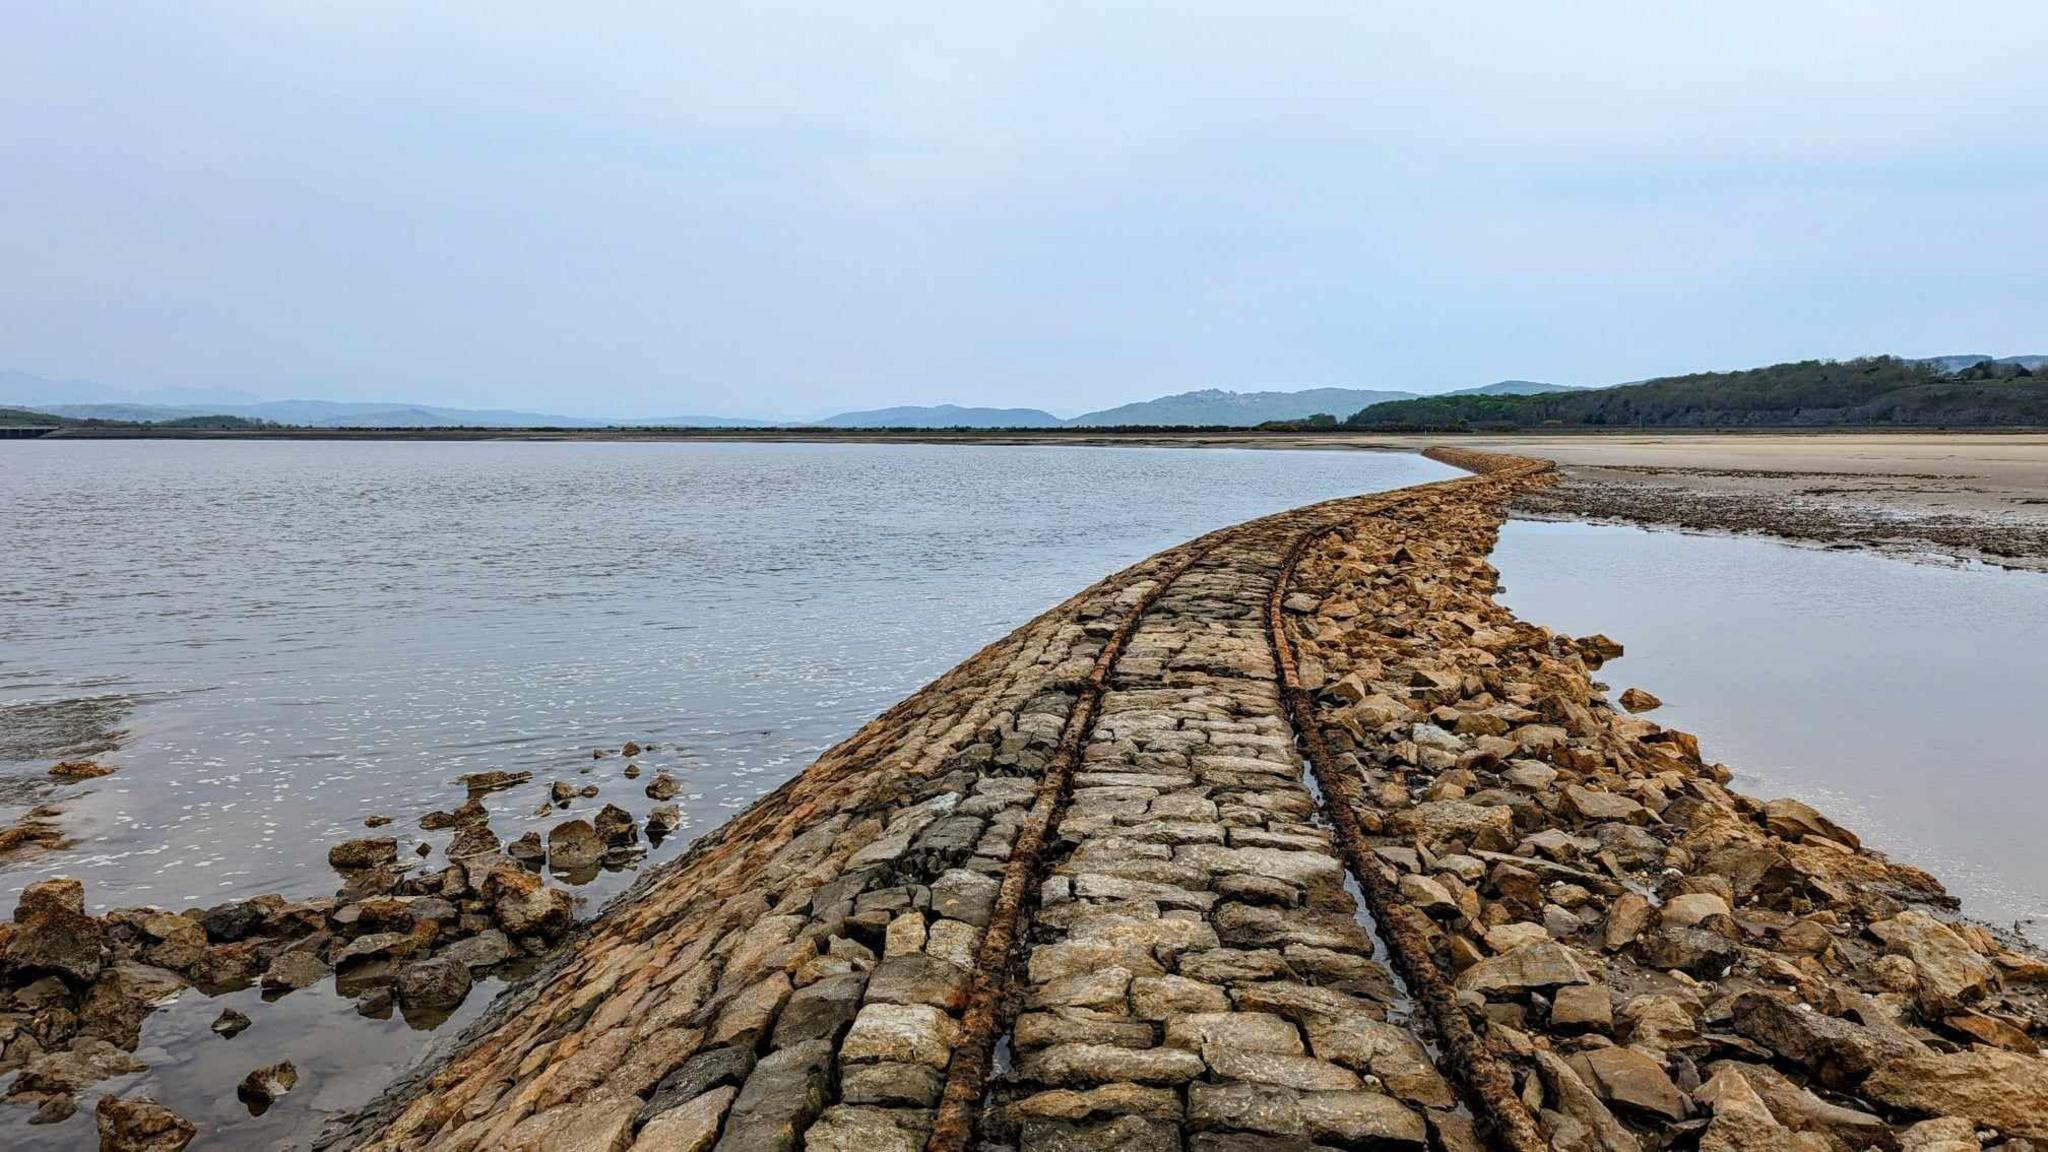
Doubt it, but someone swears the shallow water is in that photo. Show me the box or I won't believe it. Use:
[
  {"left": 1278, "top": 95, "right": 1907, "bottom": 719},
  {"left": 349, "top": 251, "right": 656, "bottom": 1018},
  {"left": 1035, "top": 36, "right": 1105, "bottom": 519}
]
[
  {"left": 0, "top": 439, "right": 1451, "bottom": 1147},
  {"left": 1494, "top": 519, "right": 2048, "bottom": 944}
]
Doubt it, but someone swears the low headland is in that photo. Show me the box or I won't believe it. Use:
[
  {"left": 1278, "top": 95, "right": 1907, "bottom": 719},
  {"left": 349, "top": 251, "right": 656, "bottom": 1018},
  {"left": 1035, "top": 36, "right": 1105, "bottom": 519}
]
[{"left": 3, "top": 445, "right": 2043, "bottom": 1152}]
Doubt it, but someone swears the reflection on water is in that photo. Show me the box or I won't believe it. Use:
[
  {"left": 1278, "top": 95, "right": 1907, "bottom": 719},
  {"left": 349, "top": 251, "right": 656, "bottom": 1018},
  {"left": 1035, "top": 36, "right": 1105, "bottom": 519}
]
[
  {"left": 1494, "top": 519, "right": 2048, "bottom": 944},
  {"left": 0, "top": 439, "right": 1451, "bottom": 1147}
]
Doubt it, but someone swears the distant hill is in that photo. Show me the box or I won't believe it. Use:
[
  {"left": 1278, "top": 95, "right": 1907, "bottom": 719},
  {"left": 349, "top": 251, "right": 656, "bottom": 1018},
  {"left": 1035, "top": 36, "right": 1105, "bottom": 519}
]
[
  {"left": 1066, "top": 388, "right": 1416, "bottom": 427},
  {"left": 19, "top": 399, "right": 780, "bottom": 429},
  {"left": 1, "top": 405, "right": 74, "bottom": 427},
  {"left": 29, "top": 400, "right": 596, "bottom": 427},
  {"left": 618, "top": 414, "right": 782, "bottom": 428},
  {"left": 1346, "top": 356, "right": 2048, "bottom": 429},
  {"left": 3, "top": 371, "right": 779, "bottom": 428},
  {"left": 809, "top": 404, "right": 1064, "bottom": 428},
  {"left": 1915, "top": 354, "right": 2048, "bottom": 373},
  {"left": 1443, "top": 379, "right": 1579, "bottom": 397}
]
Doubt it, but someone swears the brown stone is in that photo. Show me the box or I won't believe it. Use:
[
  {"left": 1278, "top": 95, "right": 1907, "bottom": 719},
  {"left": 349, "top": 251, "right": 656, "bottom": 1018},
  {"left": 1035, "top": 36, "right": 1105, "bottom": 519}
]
[
  {"left": 1455, "top": 940, "right": 1593, "bottom": 997},
  {"left": 1617, "top": 688, "right": 1661, "bottom": 713},
  {"left": 1761, "top": 797, "right": 1858, "bottom": 850},
  {"left": 1863, "top": 1048, "right": 2048, "bottom": 1140},
  {"left": 1550, "top": 983, "right": 1613, "bottom": 1033},
  {"left": 8, "top": 877, "right": 106, "bottom": 984},
  {"left": 632, "top": 1084, "right": 732, "bottom": 1151},
  {"left": 1570, "top": 1045, "right": 1689, "bottom": 1121},
  {"left": 95, "top": 1095, "right": 196, "bottom": 1152},
  {"left": 327, "top": 838, "right": 398, "bottom": 870},
  {"left": 1729, "top": 992, "right": 1924, "bottom": 1090}
]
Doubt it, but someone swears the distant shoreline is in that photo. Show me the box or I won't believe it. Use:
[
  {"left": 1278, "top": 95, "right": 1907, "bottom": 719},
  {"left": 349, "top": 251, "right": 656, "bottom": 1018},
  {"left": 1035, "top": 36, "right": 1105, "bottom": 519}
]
[{"left": 15, "top": 423, "right": 2048, "bottom": 444}]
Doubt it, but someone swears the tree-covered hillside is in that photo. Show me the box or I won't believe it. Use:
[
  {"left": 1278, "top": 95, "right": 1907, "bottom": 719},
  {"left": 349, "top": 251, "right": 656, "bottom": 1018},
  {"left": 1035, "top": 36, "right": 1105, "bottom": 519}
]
[{"left": 1344, "top": 357, "right": 2048, "bottom": 429}]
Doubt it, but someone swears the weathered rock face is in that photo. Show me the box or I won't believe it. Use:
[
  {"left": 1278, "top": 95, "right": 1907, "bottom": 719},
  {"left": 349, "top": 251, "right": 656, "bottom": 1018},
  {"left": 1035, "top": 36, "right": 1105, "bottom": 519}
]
[
  {"left": 95, "top": 1095, "right": 197, "bottom": 1152},
  {"left": 5, "top": 877, "right": 106, "bottom": 984},
  {"left": 546, "top": 819, "right": 604, "bottom": 873},
  {"left": 310, "top": 448, "right": 2047, "bottom": 1152},
  {"left": 395, "top": 957, "right": 473, "bottom": 1011},
  {"left": 327, "top": 838, "right": 398, "bottom": 871},
  {"left": 1863, "top": 1049, "right": 2048, "bottom": 1139},
  {"left": 238, "top": 1060, "right": 299, "bottom": 1112}
]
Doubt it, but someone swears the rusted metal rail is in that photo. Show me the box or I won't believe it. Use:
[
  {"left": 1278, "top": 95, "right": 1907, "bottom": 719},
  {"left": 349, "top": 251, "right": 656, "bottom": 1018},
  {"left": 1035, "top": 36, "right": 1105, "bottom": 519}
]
[
  {"left": 1263, "top": 471, "right": 1553, "bottom": 1152},
  {"left": 926, "top": 542, "right": 1213, "bottom": 1152}
]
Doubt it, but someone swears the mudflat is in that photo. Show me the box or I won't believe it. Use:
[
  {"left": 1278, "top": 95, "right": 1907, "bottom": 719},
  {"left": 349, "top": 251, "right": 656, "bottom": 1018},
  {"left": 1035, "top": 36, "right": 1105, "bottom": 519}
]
[{"left": 1431, "top": 432, "right": 2048, "bottom": 570}]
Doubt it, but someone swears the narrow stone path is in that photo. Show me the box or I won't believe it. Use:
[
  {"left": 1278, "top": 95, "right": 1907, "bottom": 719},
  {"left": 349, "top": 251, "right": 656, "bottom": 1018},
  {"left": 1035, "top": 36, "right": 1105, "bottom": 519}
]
[{"left": 978, "top": 507, "right": 1454, "bottom": 1151}]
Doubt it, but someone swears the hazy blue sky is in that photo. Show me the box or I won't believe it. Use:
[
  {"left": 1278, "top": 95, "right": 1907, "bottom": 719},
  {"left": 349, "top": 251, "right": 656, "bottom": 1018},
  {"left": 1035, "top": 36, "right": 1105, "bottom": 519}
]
[{"left": 4, "top": 4, "right": 2044, "bottom": 418}]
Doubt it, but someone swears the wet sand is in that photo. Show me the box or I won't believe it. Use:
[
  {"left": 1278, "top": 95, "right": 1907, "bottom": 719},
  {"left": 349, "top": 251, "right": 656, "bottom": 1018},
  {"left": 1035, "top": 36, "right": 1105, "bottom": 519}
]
[{"left": 1451, "top": 433, "right": 2048, "bottom": 571}]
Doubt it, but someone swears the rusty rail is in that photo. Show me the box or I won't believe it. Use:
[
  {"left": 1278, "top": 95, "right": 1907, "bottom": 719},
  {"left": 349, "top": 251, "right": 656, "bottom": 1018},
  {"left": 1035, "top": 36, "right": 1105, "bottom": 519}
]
[
  {"left": 926, "top": 542, "right": 1213, "bottom": 1152},
  {"left": 1263, "top": 474, "right": 1552, "bottom": 1152}
]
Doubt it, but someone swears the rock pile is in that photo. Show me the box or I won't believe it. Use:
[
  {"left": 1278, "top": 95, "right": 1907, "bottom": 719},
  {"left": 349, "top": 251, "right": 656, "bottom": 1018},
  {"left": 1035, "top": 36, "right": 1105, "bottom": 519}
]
[
  {"left": 1286, "top": 450, "right": 2048, "bottom": 1149},
  {"left": 0, "top": 760, "right": 684, "bottom": 1132}
]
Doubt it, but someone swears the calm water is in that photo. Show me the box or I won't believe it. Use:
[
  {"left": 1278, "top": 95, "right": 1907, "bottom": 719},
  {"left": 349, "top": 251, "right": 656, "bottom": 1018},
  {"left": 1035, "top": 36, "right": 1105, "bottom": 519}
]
[
  {"left": 0, "top": 440, "right": 1451, "bottom": 1148},
  {"left": 1495, "top": 520, "right": 2048, "bottom": 943}
]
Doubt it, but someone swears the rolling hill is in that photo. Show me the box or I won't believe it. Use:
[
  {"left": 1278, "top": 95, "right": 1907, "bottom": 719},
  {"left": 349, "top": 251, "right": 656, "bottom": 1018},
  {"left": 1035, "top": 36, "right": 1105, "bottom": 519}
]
[
  {"left": 1064, "top": 388, "right": 1417, "bottom": 427},
  {"left": 808, "top": 405, "right": 1064, "bottom": 428},
  {"left": 1444, "top": 379, "right": 1578, "bottom": 397},
  {"left": 1345, "top": 356, "right": 2048, "bottom": 429}
]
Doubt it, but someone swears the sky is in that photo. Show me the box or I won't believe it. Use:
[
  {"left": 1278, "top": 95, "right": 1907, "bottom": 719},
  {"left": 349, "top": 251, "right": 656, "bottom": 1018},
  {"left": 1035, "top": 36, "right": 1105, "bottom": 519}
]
[{"left": 2, "top": 4, "right": 2045, "bottom": 420}]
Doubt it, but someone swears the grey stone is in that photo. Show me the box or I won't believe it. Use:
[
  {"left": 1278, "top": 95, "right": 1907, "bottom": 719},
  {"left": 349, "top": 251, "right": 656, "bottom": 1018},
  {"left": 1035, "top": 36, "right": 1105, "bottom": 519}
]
[
  {"left": 712, "top": 1039, "right": 832, "bottom": 1152},
  {"left": 769, "top": 972, "right": 865, "bottom": 1048},
  {"left": 634, "top": 1085, "right": 734, "bottom": 1152},
  {"left": 641, "top": 1047, "right": 755, "bottom": 1126},
  {"left": 840, "top": 1062, "right": 943, "bottom": 1107},
  {"left": 548, "top": 820, "right": 604, "bottom": 872},
  {"left": 863, "top": 953, "right": 969, "bottom": 1010},
  {"left": 1017, "top": 1115, "right": 1180, "bottom": 1152},
  {"left": 439, "top": 929, "right": 513, "bottom": 969},
  {"left": 1730, "top": 993, "right": 1925, "bottom": 1090},
  {"left": 395, "top": 956, "right": 472, "bottom": 1010},
  {"left": 1454, "top": 940, "right": 1593, "bottom": 996}
]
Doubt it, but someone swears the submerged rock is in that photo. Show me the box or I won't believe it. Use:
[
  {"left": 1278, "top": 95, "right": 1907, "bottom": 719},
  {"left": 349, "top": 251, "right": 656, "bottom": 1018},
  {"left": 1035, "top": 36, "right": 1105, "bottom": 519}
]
[
  {"left": 547, "top": 820, "right": 604, "bottom": 873},
  {"left": 327, "top": 838, "right": 398, "bottom": 871},
  {"left": 210, "top": 1008, "right": 250, "bottom": 1038},
  {"left": 1617, "top": 688, "right": 1661, "bottom": 713},
  {"left": 645, "top": 772, "right": 681, "bottom": 801},
  {"left": 261, "top": 950, "right": 328, "bottom": 992},
  {"left": 593, "top": 804, "right": 637, "bottom": 847},
  {"left": 396, "top": 957, "right": 472, "bottom": 1010},
  {"left": 458, "top": 770, "right": 531, "bottom": 796},
  {"left": 7, "top": 877, "right": 107, "bottom": 984},
  {"left": 8, "top": 1039, "right": 146, "bottom": 1102},
  {"left": 95, "top": 1095, "right": 196, "bottom": 1152},
  {"left": 445, "top": 822, "right": 500, "bottom": 859},
  {"left": 237, "top": 1060, "right": 298, "bottom": 1112}
]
